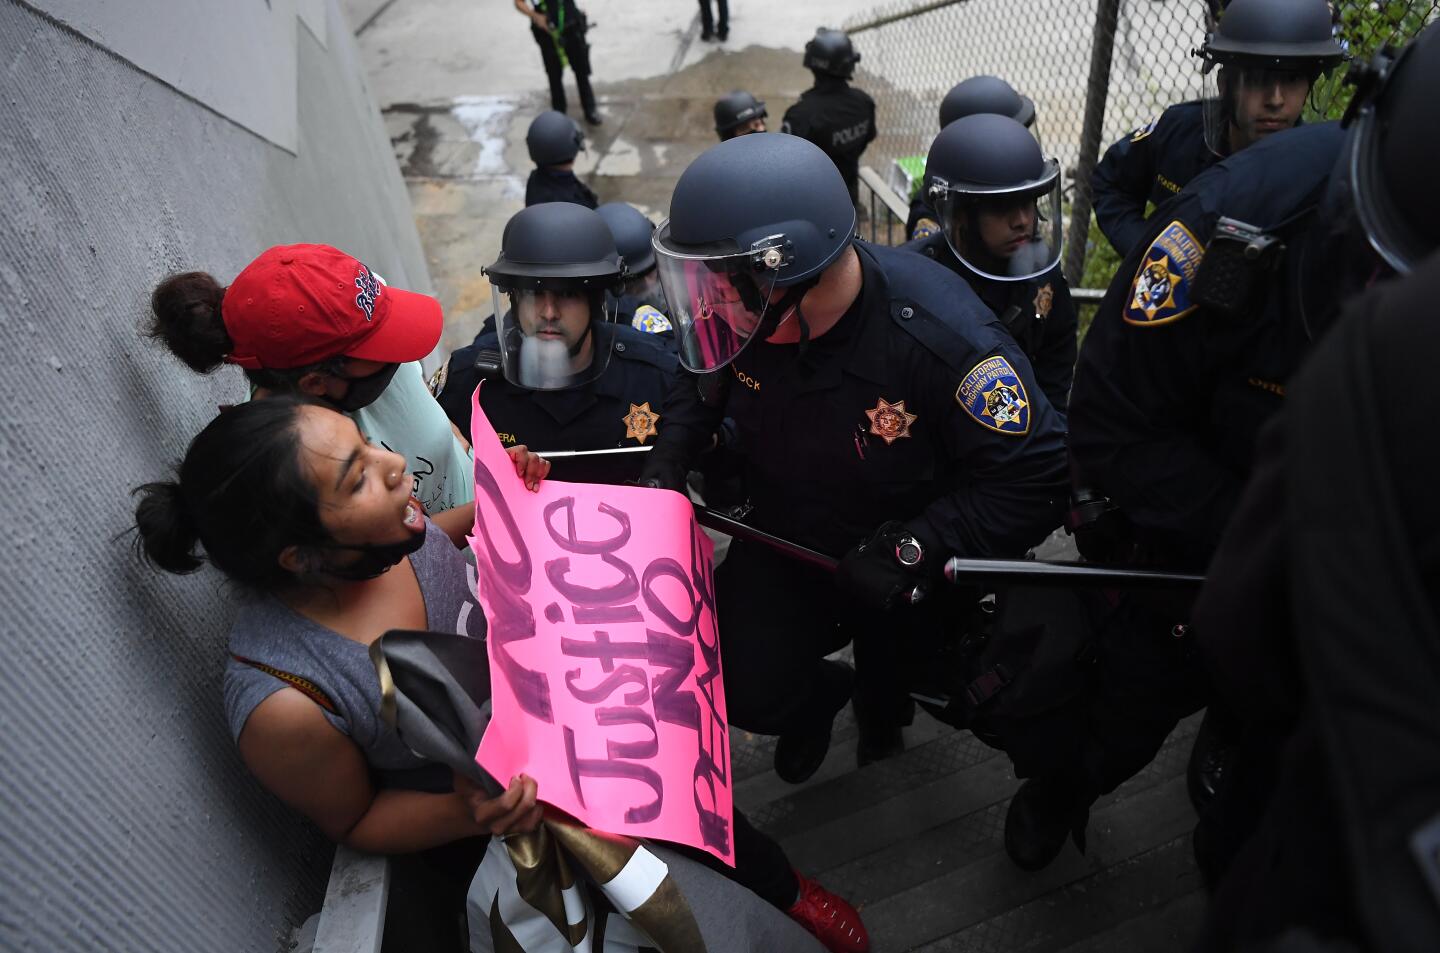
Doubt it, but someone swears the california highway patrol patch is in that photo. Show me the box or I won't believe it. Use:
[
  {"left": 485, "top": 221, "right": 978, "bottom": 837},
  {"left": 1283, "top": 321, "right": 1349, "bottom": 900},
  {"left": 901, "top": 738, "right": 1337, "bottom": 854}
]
[
  {"left": 911, "top": 217, "right": 941, "bottom": 240},
  {"left": 623, "top": 402, "right": 660, "bottom": 444},
  {"left": 1124, "top": 220, "right": 1204, "bottom": 326},
  {"left": 631, "top": 305, "right": 673, "bottom": 334},
  {"left": 1129, "top": 114, "right": 1160, "bottom": 142},
  {"left": 956, "top": 356, "right": 1030, "bottom": 435}
]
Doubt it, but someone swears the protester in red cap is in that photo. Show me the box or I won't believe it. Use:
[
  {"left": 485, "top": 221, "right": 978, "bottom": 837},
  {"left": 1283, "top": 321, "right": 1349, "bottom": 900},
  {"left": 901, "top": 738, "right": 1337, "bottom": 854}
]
[{"left": 148, "top": 244, "right": 477, "bottom": 523}]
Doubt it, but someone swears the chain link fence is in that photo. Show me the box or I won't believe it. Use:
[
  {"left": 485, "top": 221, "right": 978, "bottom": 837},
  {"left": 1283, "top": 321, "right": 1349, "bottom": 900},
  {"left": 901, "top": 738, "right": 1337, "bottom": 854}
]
[{"left": 844, "top": 0, "right": 1437, "bottom": 290}]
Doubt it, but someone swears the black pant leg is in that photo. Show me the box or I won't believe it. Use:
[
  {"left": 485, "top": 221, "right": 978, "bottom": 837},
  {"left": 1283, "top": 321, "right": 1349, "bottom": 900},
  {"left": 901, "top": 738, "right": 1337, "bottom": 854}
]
[
  {"left": 560, "top": 28, "right": 595, "bottom": 115},
  {"left": 1080, "top": 595, "right": 1208, "bottom": 796},
  {"left": 670, "top": 808, "right": 799, "bottom": 910},
  {"left": 697, "top": 0, "right": 714, "bottom": 33},
  {"left": 714, "top": 540, "right": 847, "bottom": 736},
  {"left": 532, "top": 26, "right": 567, "bottom": 112},
  {"left": 715, "top": 0, "right": 729, "bottom": 31},
  {"left": 849, "top": 601, "right": 926, "bottom": 728}
]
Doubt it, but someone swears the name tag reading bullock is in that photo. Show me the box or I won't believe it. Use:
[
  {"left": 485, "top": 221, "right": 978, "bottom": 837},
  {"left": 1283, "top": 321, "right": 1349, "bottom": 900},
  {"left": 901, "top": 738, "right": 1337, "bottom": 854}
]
[{"left": 466, "top": 385, "right": 734, "bottom": 863}]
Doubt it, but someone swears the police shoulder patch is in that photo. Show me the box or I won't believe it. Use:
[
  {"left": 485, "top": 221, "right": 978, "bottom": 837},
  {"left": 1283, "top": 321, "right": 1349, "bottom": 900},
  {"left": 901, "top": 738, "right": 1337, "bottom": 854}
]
[
  {"left": 1129, "top": 114, "right": 1160, "bottom": 142},
  {"left": 1123, "top": 220, "right": 1204, "bottom": 327},
  {"left": 956, "top": 355, "right": 1031, "bottom": 436},
  {"left": 910, "top": 217, "right": 941, "bottom": 241},
  {"left": 631, "top": 305, "right": 673, "bottom": 334}
]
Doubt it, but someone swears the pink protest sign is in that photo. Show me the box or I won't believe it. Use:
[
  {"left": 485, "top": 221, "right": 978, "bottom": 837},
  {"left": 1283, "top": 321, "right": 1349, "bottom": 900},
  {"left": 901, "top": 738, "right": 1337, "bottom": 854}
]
[{"left": 467, "top": 387, "right": 734, "bottom": 864}]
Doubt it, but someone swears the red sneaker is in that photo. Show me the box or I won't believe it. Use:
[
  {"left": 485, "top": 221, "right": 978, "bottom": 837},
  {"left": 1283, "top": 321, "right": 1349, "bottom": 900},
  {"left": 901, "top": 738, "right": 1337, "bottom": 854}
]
[{"left": 785, "top": 871, "right": 870, "bottom": 953}]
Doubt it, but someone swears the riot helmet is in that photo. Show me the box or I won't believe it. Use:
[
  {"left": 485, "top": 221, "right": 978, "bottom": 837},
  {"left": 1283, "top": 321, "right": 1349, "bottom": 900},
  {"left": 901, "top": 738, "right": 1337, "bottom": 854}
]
[
  {"left": 714, "top": 90, "right": 768, "bottom": 140},
  {"left": 938, "top": 75, "right": 1036, "bottom": 131},
  {"left": 526, "top": 111, "right": 585, "bottom": 167},
  {"left": 653, "top": 133, "right": 856, "bottom": 372},
  {"left": 1195, "top": 0, "right": 1345, "bottom": 154},
  {"left": 924, "top": 113, "right": 1063, "bottom": 282},
  {"left": 803, "top": 28, "right": 861, "bottom": 80},
  {"left": 1343, "top": 20, "right": 1440, "bottom": 274},
  {"left": 484, "top": 203, "right": 625, "bottom": 390},
  {"left": 596, "top": 202, "right": 668, "bottom": 312}
]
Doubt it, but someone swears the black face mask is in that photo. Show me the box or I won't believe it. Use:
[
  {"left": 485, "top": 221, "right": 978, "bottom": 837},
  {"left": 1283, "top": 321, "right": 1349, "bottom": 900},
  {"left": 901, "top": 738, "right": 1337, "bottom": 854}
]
[
  {"left": 310, "top": 528, "right": 428, "bottom": 582},
  {"left": 331, "top": 362, "right": 401, "bottom": 412}
]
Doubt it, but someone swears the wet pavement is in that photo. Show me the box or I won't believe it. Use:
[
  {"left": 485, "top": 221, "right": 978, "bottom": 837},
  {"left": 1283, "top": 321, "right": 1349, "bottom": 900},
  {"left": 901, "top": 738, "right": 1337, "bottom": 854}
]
[{"left": 346, "top": 0, "right": 884, "bottom": 355}]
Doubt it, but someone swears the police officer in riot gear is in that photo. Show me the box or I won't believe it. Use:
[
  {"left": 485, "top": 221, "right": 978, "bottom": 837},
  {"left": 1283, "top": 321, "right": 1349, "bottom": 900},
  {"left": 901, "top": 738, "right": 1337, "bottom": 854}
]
[
  {"left": 713, "top": 90, "right": 768, "bottom": 141},
  {"left": 781, "top": 29, "right": 877, "bottom": 205},
  {"left": 639, "top": 132, "right": 1068, "bottom": 786},
  {"left": 595, "top": 202, "right": 673, "bottom": 338},
  {"left": 524, "top": 111, "right": 598, "bottom": 209},
  {"left": 515, "top": 0, "right": 602, "bottom": 125},
  {"left": 431, "top": 203, "right": 675, "bottom": 485},
  {"left": 903, "top": 113, "right": 1077, "bottom": 414},
  {"left": 908, "top": 75, "right": 1039, "bottom": 240},
  {"left": 1008, "top": 23, "right": 1432, "bottom": 875},
  {"left": 1189, "top": 33, "right": 1440, "bottom": 947},
  {"left": 1090, "top": 0, "right": 1343, "bottom": 257}
]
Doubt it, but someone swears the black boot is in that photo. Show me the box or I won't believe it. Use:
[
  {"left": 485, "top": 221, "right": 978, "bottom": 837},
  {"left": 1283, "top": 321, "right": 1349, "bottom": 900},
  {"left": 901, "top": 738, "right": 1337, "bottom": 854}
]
[
  {"left": 1004, "top": 776, "right": 1091, "bottom": 871},
  {"left": 853, "top": 695, "right": 911, "bottom": 766},
  {"left": 1187, "top": 709, "right": 1236, "bottom": 811},
  {"left": 576, "top": 74, "right": 601, "bottom": 126},
  {"left": 774, "top": 661, "right": 854, "bottom": 784}
]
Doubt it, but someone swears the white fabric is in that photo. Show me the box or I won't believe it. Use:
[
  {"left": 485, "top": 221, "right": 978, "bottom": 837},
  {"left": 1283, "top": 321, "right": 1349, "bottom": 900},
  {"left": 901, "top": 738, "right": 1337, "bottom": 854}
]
[
  {"left": 351, "top": 361, "right": 474, "bottom": 512},
  {"left": 598, "top": 847, "right": 667, "bottom": 913}
]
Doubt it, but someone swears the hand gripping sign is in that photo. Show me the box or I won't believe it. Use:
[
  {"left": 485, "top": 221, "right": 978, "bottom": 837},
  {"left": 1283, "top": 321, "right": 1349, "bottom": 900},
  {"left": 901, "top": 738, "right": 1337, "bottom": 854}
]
[{"left": 467, "top": 387, "right": 734, "bottom": 863}]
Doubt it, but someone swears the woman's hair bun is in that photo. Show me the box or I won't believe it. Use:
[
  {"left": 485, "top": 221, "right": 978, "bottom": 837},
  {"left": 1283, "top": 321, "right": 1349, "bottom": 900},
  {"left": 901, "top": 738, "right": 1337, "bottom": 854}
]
[
  {"left": 148, "top": 272, "right": 232, "bottom": 373},
  {"left": 132, "top": 480, "right": 204, "bottom": 574}
]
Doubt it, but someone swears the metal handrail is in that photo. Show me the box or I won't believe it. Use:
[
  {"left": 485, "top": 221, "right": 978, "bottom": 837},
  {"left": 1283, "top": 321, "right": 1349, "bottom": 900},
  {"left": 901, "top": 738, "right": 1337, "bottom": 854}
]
[{"left": 857, "top": 165, "right": 909, "bottom": 246}]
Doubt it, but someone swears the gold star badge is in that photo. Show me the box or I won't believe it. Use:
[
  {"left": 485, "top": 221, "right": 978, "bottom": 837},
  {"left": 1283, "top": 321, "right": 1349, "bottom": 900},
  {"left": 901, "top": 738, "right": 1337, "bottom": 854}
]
[
  {"left": 981, "top": 380, "right": 1027, "bottom": 427},
  {"left": 865, "top": 398, "right": 917, "bottom": 445},
  {"left": 1033, "top": 282, "right": 1054, "bottom": 320},
  {"left": 1132, "top": 260, "right": 1181, "bottom": 319},
  {"left": 623, "top": 402, "right": 660, "bottom": 444}
]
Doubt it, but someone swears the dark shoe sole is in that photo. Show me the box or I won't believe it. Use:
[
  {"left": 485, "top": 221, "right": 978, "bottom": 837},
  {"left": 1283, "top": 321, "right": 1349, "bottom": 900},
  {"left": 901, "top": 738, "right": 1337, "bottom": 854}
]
[
  {"left": 1004, "top": 779, "right": 1089, "bottom": 872},
  {"left": 773, "top": 661, "right": 855, "bottom": 784}
]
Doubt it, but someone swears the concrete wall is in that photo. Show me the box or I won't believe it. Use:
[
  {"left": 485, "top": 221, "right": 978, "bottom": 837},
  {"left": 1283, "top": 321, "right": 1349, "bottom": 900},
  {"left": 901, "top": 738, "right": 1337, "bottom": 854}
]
[{"left": 0, "top": 0, "right": 432, "bottom": 949}]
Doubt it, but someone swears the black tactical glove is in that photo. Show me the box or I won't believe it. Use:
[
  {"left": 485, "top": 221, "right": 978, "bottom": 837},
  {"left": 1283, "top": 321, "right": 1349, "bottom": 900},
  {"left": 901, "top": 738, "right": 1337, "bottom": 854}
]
[
  {"left": 1066, "top": 489, "right": 1137, "bottom": 566},
  {"left": 836, "top": 520, "right": 931, "bottom": 611},
  {"left": 637, "top": 456, "right": 687, "bottom": 493}
]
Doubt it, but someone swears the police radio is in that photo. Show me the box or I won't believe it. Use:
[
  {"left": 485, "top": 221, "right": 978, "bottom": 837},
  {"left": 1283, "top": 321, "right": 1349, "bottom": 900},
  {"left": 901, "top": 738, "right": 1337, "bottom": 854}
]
[{"left": 1192, "top": 216, "right": 1284, "bottom": 319}]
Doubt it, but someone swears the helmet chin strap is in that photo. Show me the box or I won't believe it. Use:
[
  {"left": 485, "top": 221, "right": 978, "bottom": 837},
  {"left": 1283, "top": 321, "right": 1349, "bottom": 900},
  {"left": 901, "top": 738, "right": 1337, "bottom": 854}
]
[{"left": 764, "top": 276, "right": 822, "bottom": 348}]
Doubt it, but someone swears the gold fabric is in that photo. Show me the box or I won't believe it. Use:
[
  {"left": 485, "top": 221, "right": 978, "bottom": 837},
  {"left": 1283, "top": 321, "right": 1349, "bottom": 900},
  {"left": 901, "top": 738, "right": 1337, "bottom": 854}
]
[{"left": 482, "top": 816, "right": 707, "bottom": 952}]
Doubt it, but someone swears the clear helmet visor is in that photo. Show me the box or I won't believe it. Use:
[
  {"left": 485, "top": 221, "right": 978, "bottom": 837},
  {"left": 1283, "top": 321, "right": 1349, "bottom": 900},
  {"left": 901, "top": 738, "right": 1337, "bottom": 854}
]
[
  {"left": 1349, "top": 105, "right": 1421, "bottom": 276},
  {"left": 491, "top": 284, "right": 617, "bottom": 391},
  {"left": 932, "top": 166, "right": 1063, "bottom": 282},
  {"left": 652, "top": 220, "right": 785, "bottom": 372},
  {"left": 1201, "top": 62, "right": 1317, "bottom": 155}
]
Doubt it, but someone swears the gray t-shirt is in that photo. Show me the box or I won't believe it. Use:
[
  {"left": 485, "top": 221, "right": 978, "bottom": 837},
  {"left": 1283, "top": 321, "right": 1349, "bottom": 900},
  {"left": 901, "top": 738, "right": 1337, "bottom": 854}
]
[{"left": 223, "top": 520, "right": 485, "bottom": 775}]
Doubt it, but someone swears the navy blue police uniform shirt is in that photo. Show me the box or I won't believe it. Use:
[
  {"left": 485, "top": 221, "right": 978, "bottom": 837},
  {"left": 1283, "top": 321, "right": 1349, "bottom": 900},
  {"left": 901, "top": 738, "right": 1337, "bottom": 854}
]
[
  {"left": 901, "top": 230, "right": 1078, "bottom": 416},
  {"left": 640, "top": 240, "right": 1069, "bottom": 560},
  {"left": 781, "top": 84, "right": 878, "bottom": 204},
  {"left": 431, "top": 321, "right": 677, "bottom": 485},
  {"left": 524, "top": 168, "right": 598, "bottom": 209},
  {"left": 906, "top": 193, "right": 941, "bottom": 242},
  {"left": 1069, "top": 121, "right": 1346, "bottom": 568},
  {"left": 1091, "top": 101, "right": 1217, "bottom": 258}
]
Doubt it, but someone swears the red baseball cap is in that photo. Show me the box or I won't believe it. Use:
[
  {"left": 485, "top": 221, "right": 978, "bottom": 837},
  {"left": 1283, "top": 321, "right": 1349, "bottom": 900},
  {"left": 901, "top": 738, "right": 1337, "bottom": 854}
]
[{"left": 221, "top": 244, "right": 443, "bottom": 370}]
